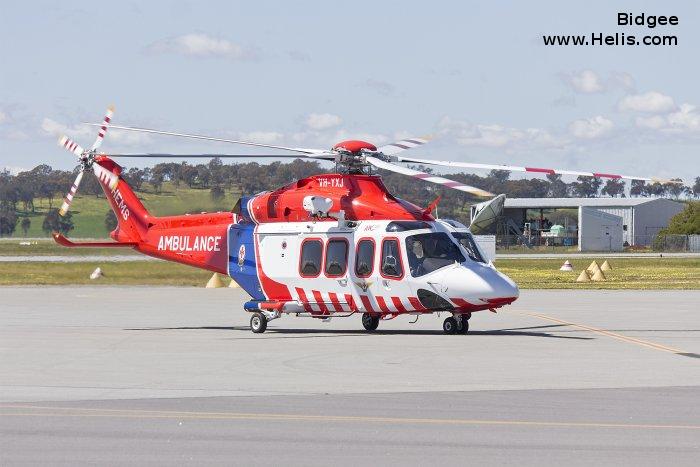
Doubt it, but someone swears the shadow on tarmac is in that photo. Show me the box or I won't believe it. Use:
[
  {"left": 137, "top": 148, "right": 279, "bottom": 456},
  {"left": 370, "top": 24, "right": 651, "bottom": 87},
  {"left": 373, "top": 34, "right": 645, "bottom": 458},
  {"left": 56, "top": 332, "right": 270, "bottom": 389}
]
[{"left": 125, "top": 323, "right": 592, "bottom": 340}]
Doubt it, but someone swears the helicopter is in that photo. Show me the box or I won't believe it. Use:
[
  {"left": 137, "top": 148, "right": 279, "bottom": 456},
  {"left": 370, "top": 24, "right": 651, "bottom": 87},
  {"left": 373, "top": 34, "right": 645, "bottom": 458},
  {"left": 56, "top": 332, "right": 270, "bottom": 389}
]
[{"left": 54, "top": 107, "right": 677, "bottom": 334}]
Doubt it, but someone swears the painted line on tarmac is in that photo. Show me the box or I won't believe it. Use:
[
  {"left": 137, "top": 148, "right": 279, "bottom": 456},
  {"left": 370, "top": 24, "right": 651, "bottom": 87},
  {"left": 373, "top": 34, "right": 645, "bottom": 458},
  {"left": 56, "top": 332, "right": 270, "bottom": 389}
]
[
  {"left": 1, "top": 405, "right": 699, "bottom": 430},
  {"left": 519, "top": 311, "right": 697, "bottom": 358}
]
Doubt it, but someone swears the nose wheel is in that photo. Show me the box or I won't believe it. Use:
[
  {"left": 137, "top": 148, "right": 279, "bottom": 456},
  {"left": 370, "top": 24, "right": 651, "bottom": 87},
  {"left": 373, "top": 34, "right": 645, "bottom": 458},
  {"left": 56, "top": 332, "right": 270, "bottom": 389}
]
[{"left": 444, "top": 313, "right": 471, "bottom": 334}]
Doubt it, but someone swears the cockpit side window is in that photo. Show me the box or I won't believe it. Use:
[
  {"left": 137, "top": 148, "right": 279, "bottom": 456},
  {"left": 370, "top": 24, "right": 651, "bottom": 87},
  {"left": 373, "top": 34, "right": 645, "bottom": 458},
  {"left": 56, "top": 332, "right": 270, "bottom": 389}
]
[
  {"left": 405, "top": 232, "right": 465, "bottom": 277},
  {"left": 452, "top": 232, "right": 486, "bottom": 263}
]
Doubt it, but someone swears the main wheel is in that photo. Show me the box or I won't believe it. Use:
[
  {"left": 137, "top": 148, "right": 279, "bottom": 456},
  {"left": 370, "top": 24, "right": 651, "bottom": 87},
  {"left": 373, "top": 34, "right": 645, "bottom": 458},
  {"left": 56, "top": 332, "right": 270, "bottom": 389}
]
[
  {"left": 457, "top": 314, "right": 470, "bottom": 334},
  {"left": 250, "top": 311, "right": 267, "bottom": 333},
  {"left": 443, "top": 317, "right": 458, "bottom": 334},
  {"left": 362, "top": 312, "right": 379, "bottom": 331}
]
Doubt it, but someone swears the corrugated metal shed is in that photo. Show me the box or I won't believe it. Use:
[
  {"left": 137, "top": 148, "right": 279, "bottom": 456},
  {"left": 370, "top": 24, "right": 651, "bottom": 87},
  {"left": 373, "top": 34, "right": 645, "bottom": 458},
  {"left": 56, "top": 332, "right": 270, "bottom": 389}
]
[{"left": 503, "top": 197, "right": 685, "bottom": 247}]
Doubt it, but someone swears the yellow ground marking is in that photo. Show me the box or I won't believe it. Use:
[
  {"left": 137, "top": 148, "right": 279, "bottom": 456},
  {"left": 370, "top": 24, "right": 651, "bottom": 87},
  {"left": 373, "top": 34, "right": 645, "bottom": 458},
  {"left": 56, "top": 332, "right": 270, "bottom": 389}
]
[
  {"left": 519, "top": 311, "right": 687, "bottom": 355},
  {"left": 0, "top": 405, "right": 698, "bottom": 430}
]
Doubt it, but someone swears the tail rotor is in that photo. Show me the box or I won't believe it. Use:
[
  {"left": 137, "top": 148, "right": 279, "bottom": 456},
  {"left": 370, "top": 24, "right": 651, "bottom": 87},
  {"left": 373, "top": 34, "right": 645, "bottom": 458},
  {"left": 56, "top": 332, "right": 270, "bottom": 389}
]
[{"left": 56, "top": 106, "right": 118, "bottom": 216}]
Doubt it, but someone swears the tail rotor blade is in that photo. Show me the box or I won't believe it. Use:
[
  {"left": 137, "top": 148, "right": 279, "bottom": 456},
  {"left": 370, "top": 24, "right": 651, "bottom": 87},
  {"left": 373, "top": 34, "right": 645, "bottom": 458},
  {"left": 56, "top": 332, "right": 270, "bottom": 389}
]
[
  {"left": 59, "top": 170, "right": 85, "bottom": 216},
  {"left": 90, "top": 106, "right": 115, "bottom": 152},
  {"left": 58, "top": 136, "right": 85, "bottom": 157},
  {"left": 93, "top": 163, "right": 119, "bottom": 190}
]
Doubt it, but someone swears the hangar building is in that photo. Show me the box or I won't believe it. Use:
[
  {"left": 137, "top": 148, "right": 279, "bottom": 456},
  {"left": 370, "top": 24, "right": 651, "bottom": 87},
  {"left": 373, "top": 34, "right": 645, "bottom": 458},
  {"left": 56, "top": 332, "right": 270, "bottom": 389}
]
[{"left": 500, "top": 197, "right": 685, "bottom": 251}]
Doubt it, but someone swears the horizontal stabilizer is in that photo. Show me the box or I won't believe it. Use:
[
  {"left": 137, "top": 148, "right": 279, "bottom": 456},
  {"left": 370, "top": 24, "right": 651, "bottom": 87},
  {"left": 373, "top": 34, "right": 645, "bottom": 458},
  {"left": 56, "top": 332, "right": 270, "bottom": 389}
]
[{"left": 52, "top": 232, "right": 138, "bottom": 248}]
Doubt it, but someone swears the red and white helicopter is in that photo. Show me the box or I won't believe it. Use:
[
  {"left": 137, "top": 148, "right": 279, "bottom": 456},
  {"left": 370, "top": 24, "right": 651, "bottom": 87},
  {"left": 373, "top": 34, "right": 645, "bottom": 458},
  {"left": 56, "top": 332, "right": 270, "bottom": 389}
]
[{"left": 55, "top": 107, "right": 676, "bottom": 334}]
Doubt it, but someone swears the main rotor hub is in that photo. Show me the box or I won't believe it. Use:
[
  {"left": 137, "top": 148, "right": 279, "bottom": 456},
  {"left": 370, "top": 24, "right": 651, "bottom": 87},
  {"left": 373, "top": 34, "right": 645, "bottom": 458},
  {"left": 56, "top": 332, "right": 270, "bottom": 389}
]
[{"left": 333, "top": 140, "right": 377, "bottom": 153}]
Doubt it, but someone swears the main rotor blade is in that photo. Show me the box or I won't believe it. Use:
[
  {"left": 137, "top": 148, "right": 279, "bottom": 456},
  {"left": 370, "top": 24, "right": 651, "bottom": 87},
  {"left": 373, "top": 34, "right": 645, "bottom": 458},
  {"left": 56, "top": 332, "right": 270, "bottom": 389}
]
[
  {"left": 377, "top": 136, "right": 432, "bottom": 156},
  {"left": 106, "top": 153, "right": 336, "bottom": 161},
  {"left": 366, "top": 156, "right": 493, "bottom": 197},
  {"left": 84, "top": 123, "right": 327, "bottom": 155},
  {"left": 394, "top": 156, "right": 680, "bottom": 184},
  {"left": 90, "top": 106, "right": 115, "bottom": 152},
  {"left": 58, "top": 136, "right": 85, "bottom": 157},
  {"left": 93, "top": 163, "right": 119, "bottom": 190},
  {"left": 59, "top": 170, "right": 84, "bottom": 216}
]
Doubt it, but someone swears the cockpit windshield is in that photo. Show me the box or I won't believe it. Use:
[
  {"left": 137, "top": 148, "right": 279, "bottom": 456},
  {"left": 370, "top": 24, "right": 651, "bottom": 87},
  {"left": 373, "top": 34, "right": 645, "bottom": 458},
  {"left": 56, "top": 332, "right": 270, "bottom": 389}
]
[
  {"left": 405, "top": 232, "right": 465, "bottom": 277},
  {"left": 452, "top": 232, "right": 486, "bottom": 263}
]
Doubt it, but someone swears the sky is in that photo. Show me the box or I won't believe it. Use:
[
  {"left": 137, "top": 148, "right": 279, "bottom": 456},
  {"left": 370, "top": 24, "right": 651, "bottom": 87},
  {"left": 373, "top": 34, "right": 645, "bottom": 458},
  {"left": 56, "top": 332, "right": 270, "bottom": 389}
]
[{"left": 1, "top": 0, "right": 699, "bottom": 183}]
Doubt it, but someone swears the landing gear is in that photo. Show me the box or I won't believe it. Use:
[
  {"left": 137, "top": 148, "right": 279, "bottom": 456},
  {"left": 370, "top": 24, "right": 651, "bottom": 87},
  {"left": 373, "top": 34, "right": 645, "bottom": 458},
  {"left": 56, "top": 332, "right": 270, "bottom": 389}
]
[
  {"left": 362, "top": 312, "right": 380, "bottom": 331},
  {"left": 444, "top": 313, "right": 471, "bottom": 335},
  {"left": 457, "top": 314, "right": 470, "bottom": 334},
  {"left": 443, "top": 316, "right": 458, "bottom": 334},
  {"left": 250, "top": 311, "right": 267, "bottom": 333}
]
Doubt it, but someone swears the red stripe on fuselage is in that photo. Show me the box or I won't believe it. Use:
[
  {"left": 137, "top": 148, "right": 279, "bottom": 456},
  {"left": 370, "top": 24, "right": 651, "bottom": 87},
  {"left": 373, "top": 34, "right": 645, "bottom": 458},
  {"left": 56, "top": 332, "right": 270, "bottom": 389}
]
[
  {"left": 375, "top": 296, "right": 391, "bottom": 313},
  {"left": 391, "top": 297, "right": 407, "bottom": 313},
  {"left": 295, "top": 287, "right": 312, "bottom": 312},
  {"left": 345, "top": 294, "right": 357, "bottom": 312},
  {"left": 450, "top": 298, "right": 473, "bottom": 308},
  {"left": 360, "top": 295, "right": 375, "bottom": 313},
  {"left": 408, "top": 297, "right": 426, "bottom": 311},
  {"left": 328, "top": 292, "right": 343, "bottom": 312},
  {"left": 312, "top": 290, "right": 328, "bottom": 314},
  {"left": 254, "top": 225, "right": 291, "bottom": 300}
]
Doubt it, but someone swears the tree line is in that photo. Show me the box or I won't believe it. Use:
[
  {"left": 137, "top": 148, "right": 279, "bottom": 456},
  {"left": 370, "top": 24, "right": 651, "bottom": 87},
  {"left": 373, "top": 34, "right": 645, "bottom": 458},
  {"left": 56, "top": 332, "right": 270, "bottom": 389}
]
[{"left": 1, "top": 158, "right": 698, "bottom": 236}]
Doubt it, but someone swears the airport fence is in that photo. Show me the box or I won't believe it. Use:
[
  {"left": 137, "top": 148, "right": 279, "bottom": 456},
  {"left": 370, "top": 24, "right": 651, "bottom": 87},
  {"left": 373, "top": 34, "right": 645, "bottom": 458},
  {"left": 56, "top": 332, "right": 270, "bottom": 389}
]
[
  {"left": 650, "top": 234, "right": 700, "bottom": 252},
  {"left": 495, "top": 234, "right": 700, "bottom": 253}
]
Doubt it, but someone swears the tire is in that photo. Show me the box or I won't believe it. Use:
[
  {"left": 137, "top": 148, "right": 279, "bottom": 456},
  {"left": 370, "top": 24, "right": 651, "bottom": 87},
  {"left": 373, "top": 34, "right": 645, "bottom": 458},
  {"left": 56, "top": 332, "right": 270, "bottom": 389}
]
[
  {"left": 443, "top": 317, "right": 458, "bottom": 334},
  {"left": 457, "top": 315, "right": 470, "bottom": 334},
  {"left": 250, "top": 311, "right": 267, "bottom": 333},
  {"left": 362, "top": 312, "right": 379, "bottom": 331}
]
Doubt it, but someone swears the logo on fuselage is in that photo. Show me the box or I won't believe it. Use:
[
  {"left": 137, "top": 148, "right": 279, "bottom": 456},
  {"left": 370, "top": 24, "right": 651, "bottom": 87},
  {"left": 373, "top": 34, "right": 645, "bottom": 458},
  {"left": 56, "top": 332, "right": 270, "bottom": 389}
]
[
  {"left": 238, "top": 244, "right": 246, "bottom": 267},
  {"left": 157, "top": 235, "right": 222, "bottom": 252},
  {"left": 110, "top": 187, "right": 130, "bottom": 221}
]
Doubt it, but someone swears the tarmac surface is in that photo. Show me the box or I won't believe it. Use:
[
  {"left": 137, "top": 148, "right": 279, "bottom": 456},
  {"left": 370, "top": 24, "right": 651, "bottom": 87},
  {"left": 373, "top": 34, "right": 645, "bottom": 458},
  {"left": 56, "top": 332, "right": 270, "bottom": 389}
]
[{"left": 1, "top": 287, "right": 699, "bottom": 465}]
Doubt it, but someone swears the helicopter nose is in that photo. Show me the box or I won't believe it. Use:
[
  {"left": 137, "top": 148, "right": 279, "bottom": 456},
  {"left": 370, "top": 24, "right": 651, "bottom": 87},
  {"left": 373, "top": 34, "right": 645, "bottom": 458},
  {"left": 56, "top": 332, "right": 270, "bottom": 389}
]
[
  {"left": 443, "top": 265, "right": 519, "bottom": 304},
  {"left": 493, "top": 269, "right": 519, "bottom": 301}
]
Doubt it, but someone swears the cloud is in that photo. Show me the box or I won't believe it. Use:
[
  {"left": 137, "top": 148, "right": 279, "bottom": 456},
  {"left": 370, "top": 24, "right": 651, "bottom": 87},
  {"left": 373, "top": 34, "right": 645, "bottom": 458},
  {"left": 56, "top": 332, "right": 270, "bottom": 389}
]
[
  {"left": 360, "top": 79, "right": 396, "bottom": 96},
  {"left": 305, "top": 113, "right": 342, "bottom": 131},
  {"left": 568, "top": 116, "right": 614, "bottom": 139},
  {"left": 635, "top": 103, "right": 700, "bottom": 135},
  {"left": 438, "top": 117, "right": 565, "bottom": 149},
  {"left": 0, "top": 110, "right": 8, "bottom": 124},
  {"left": 618, "top": 91, "right": 675, "bottom": 113},
  {"left": 610, "top": 71, "right": 635, "bottom": 90},
  {"left": 147, "top": 33, "right": 259, "bottom": 61},
  {"left": 562, "top": 70, "right": 605, "bottom": 93}
]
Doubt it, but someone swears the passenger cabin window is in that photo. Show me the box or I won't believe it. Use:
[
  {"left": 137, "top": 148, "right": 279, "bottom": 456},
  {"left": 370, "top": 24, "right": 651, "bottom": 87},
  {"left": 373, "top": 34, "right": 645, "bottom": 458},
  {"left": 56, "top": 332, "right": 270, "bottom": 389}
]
[
  {"left": 300, "top": 239, "right": 323, "bottom": 277},
  {"left": 406, "top": 232, "right": 466, "bottom": 277},
  {"left": 451, "top": 232, "right": 486, "bottom": 264},
  {"left": 325, "top": 239, "right": 348, "bottom": 277},
  {"left": 355, "top": 239, "right": 375, "bottom": 278},
  {"left": 380, "top": 239, "right": 403, "bottom": 278}
]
